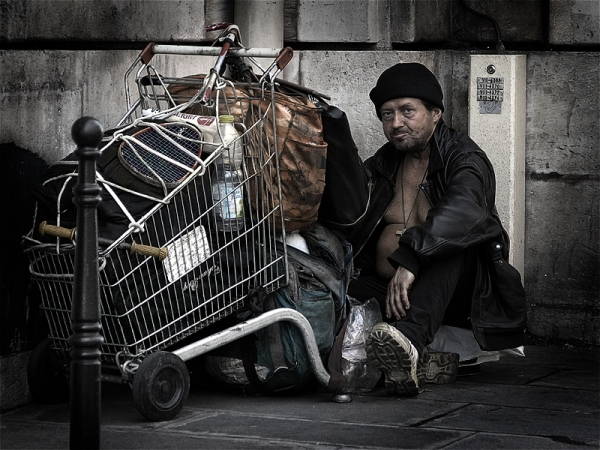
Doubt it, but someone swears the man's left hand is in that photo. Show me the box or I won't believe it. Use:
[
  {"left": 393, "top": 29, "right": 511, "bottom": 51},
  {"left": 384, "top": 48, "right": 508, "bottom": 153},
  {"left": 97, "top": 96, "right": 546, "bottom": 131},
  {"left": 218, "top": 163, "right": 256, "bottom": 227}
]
[{"left": 386, "top": 266, "right": 415, "bottom": 320}]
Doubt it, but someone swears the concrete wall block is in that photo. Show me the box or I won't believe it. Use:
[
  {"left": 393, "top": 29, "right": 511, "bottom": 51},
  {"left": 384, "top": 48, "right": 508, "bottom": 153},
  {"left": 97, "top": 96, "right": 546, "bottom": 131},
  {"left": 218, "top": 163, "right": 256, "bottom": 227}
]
[
  {"left": 447, "top": 52, "right": 470, "bottom": 132},
  {"left": 549, "top": 0, "right": 600, "bottom": 45},
  {"left": 295, "top": 0, "right": 383, "bottom": 43},
  {"left": 452, "top": 0, "right": 545, "bottom": 44},
  {"left": 526, "top": 53, "right": 599, "bottom": 174},
  {"left": 284, "top": 0, "right": 299, "bottom": 41},
  {"left": 0, "top": 0, "right": 207, "bottom": 42},
  {"left": 527, "top": 306, "right": 600, "bottom": 345},
  {"left": 390, "top": 0, "right": 453, "bottom": 43},
  {"left": 0, "top": 50, "right": 216, "bottom": 162},
  {"left": 297, "top": 51, "right": 468, "bottom": 159},
  {"left": 389, "top": 0, "right": 416, "bottom": 43},
  {"left": 235, "top": 0, "right": 284, "bottom": 49},
  {"left": 0, "top": 51, "right": 84, "bottom": 162},
  {"left": 205, "top": 0, "right": 234, "bottom": 31},
  {"left": 391, "top": 0, "right": 544, "bottom": 44},
  {"left": 524, "top": 52, "right": 598, "bottom": 346},
  {"left": 289, "top": 0, "right": 544, "bottom": 44},
  {"left": 525, "top": 179, "right": 599, "bottom": 309}
]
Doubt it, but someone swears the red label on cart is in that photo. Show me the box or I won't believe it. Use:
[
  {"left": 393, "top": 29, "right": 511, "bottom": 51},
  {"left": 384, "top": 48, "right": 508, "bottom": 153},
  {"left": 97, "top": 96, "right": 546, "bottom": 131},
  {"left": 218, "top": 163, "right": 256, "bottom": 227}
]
[
  {"left": 174, "top": 112, "right": 216, "bottom": 127},
  {"left": 195, "top": 116, "right": 216, "bottom": 126}
]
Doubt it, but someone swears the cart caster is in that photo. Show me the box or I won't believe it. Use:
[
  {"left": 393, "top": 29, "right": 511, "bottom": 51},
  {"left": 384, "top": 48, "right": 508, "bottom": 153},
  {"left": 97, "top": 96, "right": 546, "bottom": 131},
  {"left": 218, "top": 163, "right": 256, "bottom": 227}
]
[
  {"left": 27, "top": 338, "right": 69, "bottom": 404},
  {"left": 132, "top": 351, "right": 190, "bottom": 421}
]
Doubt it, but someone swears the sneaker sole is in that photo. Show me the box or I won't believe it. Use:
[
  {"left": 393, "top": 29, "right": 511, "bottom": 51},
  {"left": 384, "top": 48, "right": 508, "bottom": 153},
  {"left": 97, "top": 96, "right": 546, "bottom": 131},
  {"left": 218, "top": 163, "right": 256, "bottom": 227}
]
[
  {"left": 418, "top": 351, "right": 459, "bottom": 385},
  {"left": 367, "top": 324, "right": 419, "bottom": 396}
]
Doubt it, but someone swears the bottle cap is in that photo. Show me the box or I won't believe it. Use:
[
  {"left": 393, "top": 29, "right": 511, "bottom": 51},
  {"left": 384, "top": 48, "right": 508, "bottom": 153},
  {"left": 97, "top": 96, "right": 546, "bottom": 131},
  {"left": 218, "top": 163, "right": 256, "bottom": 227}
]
[{"left": 219, "top": 114, "right": 235, "bottom": 123}]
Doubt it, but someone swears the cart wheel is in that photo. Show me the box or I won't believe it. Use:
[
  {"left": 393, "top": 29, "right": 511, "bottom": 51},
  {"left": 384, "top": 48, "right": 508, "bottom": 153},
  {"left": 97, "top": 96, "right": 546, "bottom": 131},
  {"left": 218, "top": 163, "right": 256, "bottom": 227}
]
[
  {"left": 27, "top": 338, "right": 69, "bottom": 404},
  {"left": 132, "top": 351, "right": 190, "bottom": 421}
]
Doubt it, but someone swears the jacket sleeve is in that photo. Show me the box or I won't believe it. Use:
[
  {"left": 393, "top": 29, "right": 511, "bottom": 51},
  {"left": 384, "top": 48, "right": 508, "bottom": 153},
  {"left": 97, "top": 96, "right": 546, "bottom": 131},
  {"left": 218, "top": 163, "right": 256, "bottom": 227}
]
[{"left": 388, "top": 151, "right": 501, "bottom": 276}]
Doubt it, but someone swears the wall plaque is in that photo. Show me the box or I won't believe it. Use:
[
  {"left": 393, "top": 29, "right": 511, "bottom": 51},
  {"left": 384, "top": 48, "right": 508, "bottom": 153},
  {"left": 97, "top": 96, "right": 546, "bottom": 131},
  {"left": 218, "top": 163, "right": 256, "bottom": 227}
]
[{"left": 477, "top": 76, "right": 504, "bottom": 114}]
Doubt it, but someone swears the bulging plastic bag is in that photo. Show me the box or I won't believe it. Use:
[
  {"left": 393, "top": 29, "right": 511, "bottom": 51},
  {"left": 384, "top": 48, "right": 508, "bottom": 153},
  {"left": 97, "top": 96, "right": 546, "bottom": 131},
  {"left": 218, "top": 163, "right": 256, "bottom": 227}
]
[{"left": 327, "top": 297, "right": 382, "bottom": 393}]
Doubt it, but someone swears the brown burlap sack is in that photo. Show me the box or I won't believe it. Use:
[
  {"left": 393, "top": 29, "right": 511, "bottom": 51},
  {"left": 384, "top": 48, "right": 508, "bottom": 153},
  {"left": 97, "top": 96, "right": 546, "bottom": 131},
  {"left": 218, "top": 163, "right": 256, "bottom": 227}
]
[{"left": 167, "top": 77, "right": 327, "bottom": 232}]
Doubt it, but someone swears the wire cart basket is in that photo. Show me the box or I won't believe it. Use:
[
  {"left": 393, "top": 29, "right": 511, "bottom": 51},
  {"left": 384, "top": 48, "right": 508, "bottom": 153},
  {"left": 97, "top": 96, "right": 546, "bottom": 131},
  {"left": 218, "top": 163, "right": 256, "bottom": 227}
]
[{"left": 24, "top": 25, "right": 331, "bottom": 421}]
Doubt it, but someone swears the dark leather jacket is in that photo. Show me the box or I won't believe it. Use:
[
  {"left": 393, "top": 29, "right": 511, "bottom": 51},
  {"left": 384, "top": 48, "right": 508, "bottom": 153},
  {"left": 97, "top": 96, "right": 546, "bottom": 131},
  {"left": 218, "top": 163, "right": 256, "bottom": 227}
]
[{"left": 349, "top": 120, "right": 526, "bottom": 350}]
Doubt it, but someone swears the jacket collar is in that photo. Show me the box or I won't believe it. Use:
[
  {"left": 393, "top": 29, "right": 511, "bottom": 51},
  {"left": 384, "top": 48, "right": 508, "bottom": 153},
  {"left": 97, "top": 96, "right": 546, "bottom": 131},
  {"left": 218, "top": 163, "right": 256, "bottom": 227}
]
[{"left": 429, "top": 119, "right": 448, "bottom": 174}]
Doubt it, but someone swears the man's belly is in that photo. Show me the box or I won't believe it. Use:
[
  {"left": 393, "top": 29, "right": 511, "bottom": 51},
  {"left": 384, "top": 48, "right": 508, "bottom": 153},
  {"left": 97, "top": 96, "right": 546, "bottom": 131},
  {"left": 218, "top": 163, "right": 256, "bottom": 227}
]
[{"left": 375, "top": 223, "right": 405, "bottom": 279}]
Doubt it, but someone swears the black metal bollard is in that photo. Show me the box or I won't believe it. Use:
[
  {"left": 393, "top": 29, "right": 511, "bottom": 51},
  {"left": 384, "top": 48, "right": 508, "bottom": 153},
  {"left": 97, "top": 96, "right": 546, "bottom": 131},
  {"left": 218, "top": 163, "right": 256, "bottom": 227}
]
[{"left": 69, "top": 117, "right": 104, "bottom": 450}]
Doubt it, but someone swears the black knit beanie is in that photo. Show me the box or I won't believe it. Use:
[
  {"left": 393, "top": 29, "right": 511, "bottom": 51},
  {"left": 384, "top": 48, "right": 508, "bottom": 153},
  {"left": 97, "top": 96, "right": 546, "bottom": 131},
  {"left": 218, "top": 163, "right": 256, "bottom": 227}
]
[{"left": 369, "top": 63, "right": 444, "bottom": 118}]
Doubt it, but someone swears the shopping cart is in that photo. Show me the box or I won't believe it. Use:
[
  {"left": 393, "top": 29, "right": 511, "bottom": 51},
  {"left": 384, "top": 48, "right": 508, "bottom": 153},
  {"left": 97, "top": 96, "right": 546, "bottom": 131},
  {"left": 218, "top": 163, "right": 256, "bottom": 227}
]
[{"left": 24, "top": 25, "right": 331, "bottom": 421}]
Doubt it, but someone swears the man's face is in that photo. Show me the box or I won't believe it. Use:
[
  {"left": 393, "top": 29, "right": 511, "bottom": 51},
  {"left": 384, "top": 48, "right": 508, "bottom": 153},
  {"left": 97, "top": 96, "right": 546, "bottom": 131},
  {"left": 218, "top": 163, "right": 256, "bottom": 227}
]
[{"left": 380, "top": 98, "right": 441, "bottom": 153}]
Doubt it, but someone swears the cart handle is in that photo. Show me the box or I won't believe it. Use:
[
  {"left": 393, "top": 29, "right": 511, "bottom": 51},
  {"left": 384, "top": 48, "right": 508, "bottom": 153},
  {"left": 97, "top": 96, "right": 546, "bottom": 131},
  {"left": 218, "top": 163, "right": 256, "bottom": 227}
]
[
  {"left": 151, "top": 45, "right": 284, "bottom": 59},
  {"left": 39, "top": 221, "right": 76, "bottom": 240},
  {"left": 275, "top": 47, "right": 294, "bottom": 70},
  {"left": 205, "top": 22, "right": 231, "bottom": 32},
  {"left": 259, "top": 47, "right": 294, "bottom": 85},
  {"left": 39, "top": 221, "right": 168, "bottom": 260},
  {"left": 128, "top": 242, "right": 168, "bottom": 261}
]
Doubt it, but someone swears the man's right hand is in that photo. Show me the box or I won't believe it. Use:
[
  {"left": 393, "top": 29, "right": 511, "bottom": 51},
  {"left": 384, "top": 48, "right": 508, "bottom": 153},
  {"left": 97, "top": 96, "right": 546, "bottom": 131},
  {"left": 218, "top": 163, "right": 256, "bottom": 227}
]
[{"left": 386, "top": 266, "right": 415, "bottom": 320}]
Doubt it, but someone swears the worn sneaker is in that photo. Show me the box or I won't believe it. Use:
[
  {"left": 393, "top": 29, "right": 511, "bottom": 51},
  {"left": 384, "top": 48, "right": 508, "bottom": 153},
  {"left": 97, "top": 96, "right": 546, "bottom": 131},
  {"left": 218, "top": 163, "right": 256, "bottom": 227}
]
[
  {"left": 367, "top": 322, "right": 420, "bottom": 396},
  {"left": 417, "top": 350, "right": 459, "bottom": 385}
]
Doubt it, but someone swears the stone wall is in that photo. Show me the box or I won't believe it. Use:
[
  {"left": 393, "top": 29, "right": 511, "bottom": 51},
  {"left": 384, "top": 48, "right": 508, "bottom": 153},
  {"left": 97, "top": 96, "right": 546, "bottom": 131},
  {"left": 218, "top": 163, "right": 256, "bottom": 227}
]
[
  {"left": 524, "top": 52, "right": 599, "bottom": 343},
  {"left": 3, "top": 48, "right": 596, "bottom": 342}
]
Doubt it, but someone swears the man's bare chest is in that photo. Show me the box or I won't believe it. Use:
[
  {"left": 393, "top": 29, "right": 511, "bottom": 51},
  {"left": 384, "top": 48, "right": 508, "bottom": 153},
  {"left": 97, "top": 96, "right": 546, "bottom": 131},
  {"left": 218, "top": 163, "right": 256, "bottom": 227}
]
[{"left": 383, "top": 160, "right": 430, "bottom": 228}]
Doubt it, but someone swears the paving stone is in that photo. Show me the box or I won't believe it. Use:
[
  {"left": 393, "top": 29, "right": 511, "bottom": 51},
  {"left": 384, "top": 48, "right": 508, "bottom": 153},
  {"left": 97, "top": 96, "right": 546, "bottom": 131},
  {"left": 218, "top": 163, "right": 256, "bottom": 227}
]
[
  {"left": 0, "top": 421, "right": 70, "bottom": 449},
  {"left": 2, "top": 382, "right": 133, "bottom": 424},
  {"left": 501, "top": 346, "right": 599, "bottom": 369},
  {"left": 184, "top": 389, "right": 468, "bottom": 427},
  {"left": 419, "top": 381, "right": 599, "bottom": 413},
  {"left": 444, "top": 431, "right": 588, "bottom": 449},
  {"left": 5, "top": 383, "right": 466, "bottom": 430},
  {"left": 0, "top": 352, "right": 30, "bottom": 411},
  {"left": 0, "top": 420, "right": 329, "bottom": 450},
  {"left": 3, "top": 383, "right": 153, "bottom": 427},
  {"left": 2, "top": 346, "right": 599, "bottom": 449},
  {"left": 424, "top": 403, "right": 600, "bottom": 446},
  {"left": 530, "top": 369, "right": 600, "bottom": 391},
  {"left": 176, "top": 412, "right": 468, "bottom": 448},
  {"left": 457, "top": 360, "right": 557, "bottom": 386}
]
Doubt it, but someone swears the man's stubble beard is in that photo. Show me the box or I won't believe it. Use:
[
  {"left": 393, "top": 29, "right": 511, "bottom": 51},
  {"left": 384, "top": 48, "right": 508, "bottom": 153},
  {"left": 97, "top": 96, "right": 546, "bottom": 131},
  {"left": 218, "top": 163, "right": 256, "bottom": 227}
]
[{"left": 391, "top": 134, "right": 431, "bottom": 155}]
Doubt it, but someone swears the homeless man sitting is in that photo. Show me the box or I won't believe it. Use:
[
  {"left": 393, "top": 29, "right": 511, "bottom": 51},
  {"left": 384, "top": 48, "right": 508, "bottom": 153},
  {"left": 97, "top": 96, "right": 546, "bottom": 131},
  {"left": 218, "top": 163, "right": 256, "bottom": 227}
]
[{"left": 345, "top": 62, "right": 527, "bottom": 396}]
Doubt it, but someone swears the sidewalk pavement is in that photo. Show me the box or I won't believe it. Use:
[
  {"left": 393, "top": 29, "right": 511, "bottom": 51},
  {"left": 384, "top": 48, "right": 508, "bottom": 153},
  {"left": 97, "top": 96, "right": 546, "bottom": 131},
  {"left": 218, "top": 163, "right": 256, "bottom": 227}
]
[{"left": 1, "top": 345, "right": 598, "bottom": 449}]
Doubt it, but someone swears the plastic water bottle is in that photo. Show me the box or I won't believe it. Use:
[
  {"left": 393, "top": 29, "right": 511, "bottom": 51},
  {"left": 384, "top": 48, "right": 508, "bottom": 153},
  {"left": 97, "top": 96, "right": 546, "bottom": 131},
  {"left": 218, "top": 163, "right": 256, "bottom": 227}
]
[
  {"left": 217, "top": 114, "right": 243, "bottom": 167},
  {"left": 212, "top": 115, "right": 245, "bottom": 232}
]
